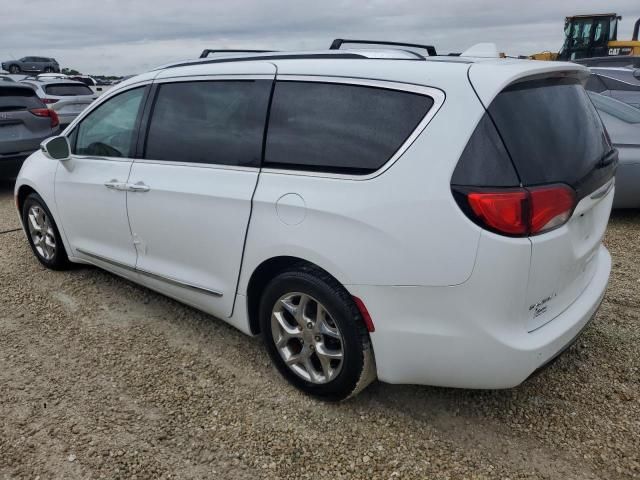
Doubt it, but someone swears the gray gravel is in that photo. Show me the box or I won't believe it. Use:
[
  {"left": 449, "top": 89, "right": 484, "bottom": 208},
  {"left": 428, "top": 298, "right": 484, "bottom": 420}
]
[{"left": 0, "top": 180, "right": 638, "bottom": 479}]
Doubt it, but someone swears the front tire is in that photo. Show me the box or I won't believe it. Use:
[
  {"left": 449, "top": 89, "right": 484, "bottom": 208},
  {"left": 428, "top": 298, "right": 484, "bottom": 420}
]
[
  {"left": 9, "top": 65, "right": 20, "bottom": 74},
  {"left": 22, "top": 193, "right": 71, "bottom": 270},
  {"left": 259, "top": 266, "right": 376, "bottom": 401}
]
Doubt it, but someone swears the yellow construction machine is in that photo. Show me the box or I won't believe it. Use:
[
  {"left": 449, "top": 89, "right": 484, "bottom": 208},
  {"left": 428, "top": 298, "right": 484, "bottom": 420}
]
[{"left": 531, "top": 13, "right": 640, "bottom": 61}]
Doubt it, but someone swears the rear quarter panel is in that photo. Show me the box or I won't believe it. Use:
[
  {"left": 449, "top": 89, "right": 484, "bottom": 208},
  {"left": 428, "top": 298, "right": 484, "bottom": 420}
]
[{"left": 239, "top": 71, "right": 485, "bottom": 291}]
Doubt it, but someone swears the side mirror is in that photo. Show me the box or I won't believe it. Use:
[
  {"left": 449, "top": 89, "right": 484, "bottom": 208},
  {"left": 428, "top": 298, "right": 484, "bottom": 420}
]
[{"left": 41, "top": 136, "right": 71, "bottom": 161}]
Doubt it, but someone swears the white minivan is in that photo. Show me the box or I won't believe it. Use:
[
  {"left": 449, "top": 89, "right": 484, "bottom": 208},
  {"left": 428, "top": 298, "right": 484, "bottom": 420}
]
[{"left": 15, "top": 43, "right": 616, "bottom": 400}]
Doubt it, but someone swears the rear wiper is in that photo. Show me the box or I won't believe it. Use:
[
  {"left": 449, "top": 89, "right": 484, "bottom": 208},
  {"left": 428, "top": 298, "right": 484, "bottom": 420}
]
[{"left": 596, "top": 149, "right": 618, "bottom": 169}]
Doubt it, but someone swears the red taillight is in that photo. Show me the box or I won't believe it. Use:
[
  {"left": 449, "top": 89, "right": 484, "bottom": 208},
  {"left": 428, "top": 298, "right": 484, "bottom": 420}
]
[
  {"left": 468, "top": 190, "right": 528, "bottom": 235},
  {"left": 30, "top": 108, "right": 60, "bottom": 128},
  {"left": 41, "top": 98, "right": 58, "bottom": 104},
  {"left": 528, "top": 185, "right": 575, "bottom": 234},
  {"left": 463, "top": 185, "right": 576, "bottom": 237}
]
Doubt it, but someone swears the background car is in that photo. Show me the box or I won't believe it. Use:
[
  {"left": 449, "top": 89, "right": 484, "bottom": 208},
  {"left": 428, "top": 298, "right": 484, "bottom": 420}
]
[
  {"left": 1, "top": 57, "right": 60, "bottom": 74},
  {"left": 20, "top": 78, "right": 96, "bottom": 128},
  {"left": 0, "top": 83, "right": 59, "bottom": 175},
  {"left": 576, "top": 56, "right": 640, "bottom": 69},
  {"left": 585, "top": 67, "right": 640, "bottom": 109},
  {"left": 589, "top": 91, "right": 640, "bottom": 209},
  {"left": 69, "top": 75, "right": 111, "bottom": 95}
]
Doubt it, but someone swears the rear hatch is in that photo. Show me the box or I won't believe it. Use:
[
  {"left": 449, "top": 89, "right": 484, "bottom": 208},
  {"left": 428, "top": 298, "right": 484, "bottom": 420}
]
[
  {"left": 456, "top": 67, "right": 616, "bottom": 331},
  {"left": 0, "top": 85, "right": 55, "bottom": 155},
  {"left": 44, "top": 83, "right": 95, "bottom": 117}
]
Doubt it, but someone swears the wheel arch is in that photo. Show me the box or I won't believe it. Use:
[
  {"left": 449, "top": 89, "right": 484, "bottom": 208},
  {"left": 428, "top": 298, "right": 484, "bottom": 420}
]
[
  {"left": 245, "top": 255, "right": 349, "bottom": 335},
  {"left": 16, "top": 184, "right": 39, "bottom": 220}
]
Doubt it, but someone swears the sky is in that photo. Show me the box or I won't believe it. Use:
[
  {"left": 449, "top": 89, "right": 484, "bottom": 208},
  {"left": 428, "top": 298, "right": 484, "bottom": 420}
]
[{"left": 1, "top": 0, "right": 639, "bottom": 76}]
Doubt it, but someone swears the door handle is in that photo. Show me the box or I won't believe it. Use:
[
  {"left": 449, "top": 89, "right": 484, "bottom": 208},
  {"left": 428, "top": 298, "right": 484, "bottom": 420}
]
[
  {"left": 104, "top": 179, "right": 127, "bottom": 191},
  {"left": 126, "top": 181, "right": 150, "bottom": 193}
]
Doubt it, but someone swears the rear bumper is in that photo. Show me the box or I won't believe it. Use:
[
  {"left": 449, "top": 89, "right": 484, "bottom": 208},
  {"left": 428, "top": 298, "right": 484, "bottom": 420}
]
[{"left": 350, "top": 245, "right": 611, "bottom": 388}]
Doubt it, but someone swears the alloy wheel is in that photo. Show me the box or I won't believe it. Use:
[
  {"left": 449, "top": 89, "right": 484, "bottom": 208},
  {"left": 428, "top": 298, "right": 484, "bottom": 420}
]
[
  {"left": 271, "top": 292, "right": 345, "bottom": 384},
  {"left": 27, "top": 205, "right": 56, "bottom": 261}
]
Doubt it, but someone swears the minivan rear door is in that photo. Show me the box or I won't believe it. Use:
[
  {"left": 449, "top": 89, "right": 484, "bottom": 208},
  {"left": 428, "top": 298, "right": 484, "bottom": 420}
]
[
  {"left": 127, "top": 62, "right": 275, "bottom": 319},
  {"left": 471, "top": 70, "right": 616, "bottom": 331}
]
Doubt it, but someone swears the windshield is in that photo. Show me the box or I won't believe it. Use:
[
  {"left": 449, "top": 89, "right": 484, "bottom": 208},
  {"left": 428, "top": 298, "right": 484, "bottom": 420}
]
[
  {"left": 44, "top": 83, "right": 93, "bottom": 96},
  {"left": 588, "top": 91, "right": 640, "bottom": 124}
]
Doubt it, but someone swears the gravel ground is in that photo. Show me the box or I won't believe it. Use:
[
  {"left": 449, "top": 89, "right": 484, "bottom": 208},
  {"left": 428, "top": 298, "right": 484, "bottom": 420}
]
[{"left": 0, "top": 178, "right": 638, "bottom": 479}]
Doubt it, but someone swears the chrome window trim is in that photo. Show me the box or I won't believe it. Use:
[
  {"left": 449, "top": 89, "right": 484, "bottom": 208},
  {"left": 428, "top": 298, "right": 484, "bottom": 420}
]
[
  {"left": 262, "top": 75, "right": 446, "bottom": 181},
  {"left": 76, "top": 248, "right": 223, "bottom": 297},
  {"left": 154, "top": 74, "right": 275, "bottom": 83},
  {"left": 133, "top": 158, "right": 259, "bottom": 172},
  {"left": 71, "top": 155, "right": 132, "bottom": 163}
]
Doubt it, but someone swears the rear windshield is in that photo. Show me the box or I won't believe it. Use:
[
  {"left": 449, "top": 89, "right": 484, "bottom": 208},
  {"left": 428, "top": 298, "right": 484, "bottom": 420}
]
[
  {"left": 44, "top": 83, "right": 93, "bottom": 96},
  {"left": 0, "top": 86, "right": 44, "bottom": 111},
  {"left": 488, "top": 77, "right": 610, "bottom": 186}
]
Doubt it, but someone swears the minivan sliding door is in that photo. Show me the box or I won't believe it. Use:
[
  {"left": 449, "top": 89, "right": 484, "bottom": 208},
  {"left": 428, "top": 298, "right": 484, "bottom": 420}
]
[{"left": 126, "top": 64, "right": 275, "bottom": 319}]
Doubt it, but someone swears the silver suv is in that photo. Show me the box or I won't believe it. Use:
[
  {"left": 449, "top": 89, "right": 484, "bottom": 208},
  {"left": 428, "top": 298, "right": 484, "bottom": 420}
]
[
  {"left": 20, "top": 78, "right": 96, "bottom": 127},
  {"left": 2, "top": 57, "right": 60, "bottom": 74}
]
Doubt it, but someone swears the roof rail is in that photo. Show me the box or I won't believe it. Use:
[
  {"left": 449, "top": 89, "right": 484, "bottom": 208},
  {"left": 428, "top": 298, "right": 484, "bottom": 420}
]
[
  {"left": 330, "top": 39, "right": 437, "bottom": 57},
  {"left": 199, "top": 49, "right": 275, "bottom": 59},
  {"left": 162, "top": 52, "right": 370, "bottom": 70}
]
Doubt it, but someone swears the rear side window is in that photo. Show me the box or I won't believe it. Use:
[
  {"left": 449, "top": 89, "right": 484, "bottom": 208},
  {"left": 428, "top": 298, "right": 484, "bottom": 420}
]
[
  {"left": 44, "top": 83, "right": 93, "bottom": 96},
  {"left": 487, "top": 77, "right": 610, "bottom": 187},
  {"left": 265, "top": 82, "right": 434, "bottom": 174},
  {"left": 144, "top": 80, "right": 271, "bottom": 167},
  {"left": 0, "top": 86, "right": 44, "bottom": 111},
  {"left": 450, "top": 114, "right": 519, "bottom": 187}
]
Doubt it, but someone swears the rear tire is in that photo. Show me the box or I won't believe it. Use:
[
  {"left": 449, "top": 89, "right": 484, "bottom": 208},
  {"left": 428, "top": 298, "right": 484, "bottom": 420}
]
[
  {"left": 22, "top": 193, "right": 71, "bottom": 270},
  {"left": 259, "top": 265, "right": 376, "bottom": 401},
  {"left": 44, "top": 67, "right": 53, "bottom": 73},
  {"left": 9, "top": 65, "right": 20, "bottom": 74}
]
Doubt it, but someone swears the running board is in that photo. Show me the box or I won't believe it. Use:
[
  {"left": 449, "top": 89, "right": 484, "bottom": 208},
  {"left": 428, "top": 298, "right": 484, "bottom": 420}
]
[{"left": 75, "top": 248, "right": 223, "bottom": 297}]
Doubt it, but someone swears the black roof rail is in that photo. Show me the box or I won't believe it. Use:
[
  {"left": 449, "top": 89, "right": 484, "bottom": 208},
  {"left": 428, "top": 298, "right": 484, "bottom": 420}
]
[
  {"left": 330, "top": 39, "right": 437, "bottom": 57},
  {"left": 166, "top": 52, "right": 369, "bottom": 70},
  {"left": 199, "top": 49, "right": 275, "bottom": 59}
]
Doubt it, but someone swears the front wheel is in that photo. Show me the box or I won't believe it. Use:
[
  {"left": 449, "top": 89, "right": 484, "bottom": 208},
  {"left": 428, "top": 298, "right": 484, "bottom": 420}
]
[
  {"left": 259, "top": 266, "right": 376, "bottom": 401},
  {"left": 9, "top": 65, "right": 20, "bottom": 74},
  {"left": 22, "top": 193, "right": 71, "bottom": 270}
]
